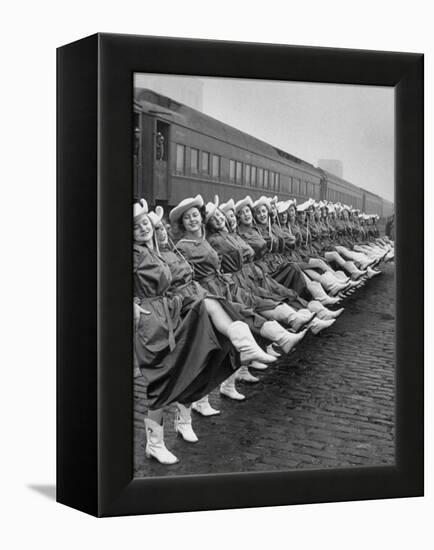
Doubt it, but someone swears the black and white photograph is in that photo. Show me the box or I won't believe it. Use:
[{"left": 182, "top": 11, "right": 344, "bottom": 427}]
[
  {"left": 3, "top": 0, "right": 430, "bottom": 545},
  {"left": 132, "top": 74, "right": 396, "bottom": 477}
]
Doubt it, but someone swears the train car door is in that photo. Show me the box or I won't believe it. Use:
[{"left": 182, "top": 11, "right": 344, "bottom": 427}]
[
  {"left": 133, "top": 110, "right": 142, "bottom": 200},
  {"left": 137, "top": 112, "right": 156, "bottom": 203},
  {"left": 153, "top": 120, "right": 170, "bottom": 203}
]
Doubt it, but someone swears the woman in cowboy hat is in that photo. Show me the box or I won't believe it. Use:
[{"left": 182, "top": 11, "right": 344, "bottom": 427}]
[
  {"left": 148, "top": 203, "right": 276, "bottom": 408},
  {"left": 211, "top": 198, "right": 324, "bottom": 330},
  {"left": 324, "top": 206, "right": 384, "bottom": 278},
  {"left": 236, "top": 197, "right": 337, "bottom": 328},
  {"left": 170, "top": 196, "right": 309, "bottom": 360},
  {"left": 134, "top": 199, "right": 277, "bottom": 464}
]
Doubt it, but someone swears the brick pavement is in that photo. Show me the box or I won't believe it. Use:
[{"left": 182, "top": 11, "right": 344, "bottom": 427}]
[{"left": 134, "top": 262, "right": 395, "bottom": 477}]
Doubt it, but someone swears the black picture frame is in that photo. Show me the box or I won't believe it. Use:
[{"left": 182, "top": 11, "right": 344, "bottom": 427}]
[{"left": 57, "top": 33, "right": 424, "bottom": 517}]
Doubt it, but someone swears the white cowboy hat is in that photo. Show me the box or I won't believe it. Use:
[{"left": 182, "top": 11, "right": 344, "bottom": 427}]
[
  {"left": 252, "top": 195, "right": 272, "bottom": 211},
  {"left": 276, "top": 200, "right": 291, "bottom": 214},
  {"left": 297, "top": 198, "right": 315, "bottom": 212},
  {"left": 133, "top": 198, "right": 149, "bottom": 223},
  {"left": 219, "top": 198, "right": 235, "bottom": 213},
  {"left": 147, "top": 205, "right": 164, "bottom": 227},
  {"left": 234, "top": 196, "right": 253, "bottom": 214},
  {"left": 204, "top": 195, "right": 220, "bottom": 222},
  {"left": 169, "top": 194, "right": 204, "bottom": 224}
]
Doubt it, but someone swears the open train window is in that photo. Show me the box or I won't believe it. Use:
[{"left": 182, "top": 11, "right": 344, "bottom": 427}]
[{"left": 156, "top": 121, "right": 168, "bottom": 161}]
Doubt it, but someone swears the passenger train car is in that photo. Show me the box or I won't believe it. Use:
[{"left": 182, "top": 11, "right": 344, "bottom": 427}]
[{"left": 133, "top": 89, "right": 394, "bottom": 220}]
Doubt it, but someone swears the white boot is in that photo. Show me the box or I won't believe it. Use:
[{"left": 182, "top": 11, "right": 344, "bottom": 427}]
[
  {"left": 220, "top": 373, "right": 245, "bottom": 400},
  {"left": 319, "top": 272, "right": 350, "bottom": 295},
  {"left": 320, "top": 295, "right": 341, "bottom": 305},
  {"left": 308, "top": 280, "right": 341, "bottom": 305},
  {"left": 192, "top": 395, "right": 220, "bottom": 417},
  {"left": 266, "top": 344, "right": 282, "bottom": 357},
  {"left": 227, "top": 321, "right": 276, "bottom": 364},
  {"left": 235, "top": 365, "right": 259, "bottom": 383},
  {"left": 144, "top": 418, "right": 179, "bottom": 465},
  {"left": 290, "top": 310, "right": 316, "bottom": 332},
  {"left": 334, "top": 270, "right": 350, "bottom": 283},
  {"left": 308, "top": 317, "right": 335, "bottom": 335},
  {"left": 366, "top": 266, "right": 381, "bottom": 278},
  {"left": 174, "top": 403, "right": 199, "bottom": 443},
  {"left": 260, "top": 321, "right": 307, "bottom": 354},
  {"left": 344, "top": 261, "right": 367, "bottom": 280},
  {"left": 308, "top": 300, "right": 344, "bottom": 320},
  {"left": 250, "top": 360, "right": 269, "bottom": 370},
  {"left": 271, "top": 304, "right": 297, "bottom": 326},
  {"left": 316, "top": 308, "right": 344, "bottom": 321}
]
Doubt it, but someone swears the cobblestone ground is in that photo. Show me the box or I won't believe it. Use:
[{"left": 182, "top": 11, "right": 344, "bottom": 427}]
[{"left": 134, "top": 262, "right": 395, "bottom": 477}]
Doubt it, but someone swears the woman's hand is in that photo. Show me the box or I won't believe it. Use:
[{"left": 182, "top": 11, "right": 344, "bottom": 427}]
[{"left": 134, "top": 303, "right": 151, "bottom": 331}]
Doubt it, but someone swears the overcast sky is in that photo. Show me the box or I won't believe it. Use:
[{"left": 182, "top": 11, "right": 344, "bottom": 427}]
[{"left": 135, "top": 74, "right": 394, "bottom": 202}]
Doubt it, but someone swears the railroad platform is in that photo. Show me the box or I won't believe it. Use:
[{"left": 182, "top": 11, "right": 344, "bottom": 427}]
[{"left": 134, "top": 262, "right": 395, "bottom": 477}]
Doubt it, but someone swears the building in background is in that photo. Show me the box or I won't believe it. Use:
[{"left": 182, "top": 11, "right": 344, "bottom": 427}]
[
  {"left": 134, "top": 74, "right": 204, "bottom": 111},
  {"left": 318, "top": 159, "right": 343, "bottom": 179}
]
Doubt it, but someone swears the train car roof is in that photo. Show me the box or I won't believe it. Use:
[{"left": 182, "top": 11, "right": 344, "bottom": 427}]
[
  {"left": 134, "top": 88, "right": 319, "bottom": 175},
  {"left": 319, "top": 168, "right": 363, "bottom": 194}
]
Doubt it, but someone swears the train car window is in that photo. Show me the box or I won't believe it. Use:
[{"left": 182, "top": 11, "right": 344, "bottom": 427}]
[
  {"left": 264, "top": 170, "right": 269, "bottom": 189},
  {"left": 275, "top": 173, "right": 280, "bottom": 193},
  {"left": 236, "top": 162, "right": 243, "bottom": 184},
  {"left": 251, "top": 166, "right": 257, "bottom": 186},
  {"left": 229, "top": 160, "right": 236, "bottom": 183},
  {"left": 156, "top": 121, "right": 169, "bottom": 161},
  {"left": 201, "top": 151, "right": 210, "bottom": 175},
  {"left": 299, "top": 180, "right": 306, "bottom": 196},
  {"left": 190, "top": 148, "right": 199, "bottom": 175},
  {"left": 288, "top": 176, "right": 293, "bottom": 193},
  {"left": 269, "top": 172, "right": 275, "bottom": 191},
  {"left": 257, "top": 168, "right": 264, "bottom": 187},
  {"left": 293, "top": 178, "right": 299, "bottom": 195},
  {"left": 211, "top": 155, "right": 220, "bottom": 178},
  {"left": 175, "top": 144, "right": 185, "bottom": 174},
  {"left": 245, "top": 164, "right": 251, "bottom": 186}
]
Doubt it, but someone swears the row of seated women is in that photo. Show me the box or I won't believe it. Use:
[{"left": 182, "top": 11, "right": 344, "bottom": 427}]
[{"left": 133, "top": 194, "right": 394, "bottom": 464}]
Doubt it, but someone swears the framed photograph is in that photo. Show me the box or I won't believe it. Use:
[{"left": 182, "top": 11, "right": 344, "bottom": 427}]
[{"left": 57, "top": 33, "right": 423, "bottom": 517}]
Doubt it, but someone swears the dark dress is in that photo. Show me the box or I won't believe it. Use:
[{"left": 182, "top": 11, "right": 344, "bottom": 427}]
[
  {"left": 237, "top": 223, "right": 310, "bottom": 303},
  {"left": 133, "top": 243, "right": 233, "bottom": 409},
  {"left": 206, "top": 229, "right": 283, "bottom": 313},
  {"left": 175, "top": 236, "right": 266, "bottom": 332},
  {"left": 208, "top": 228, "right": 304, "bottom": 308}
]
